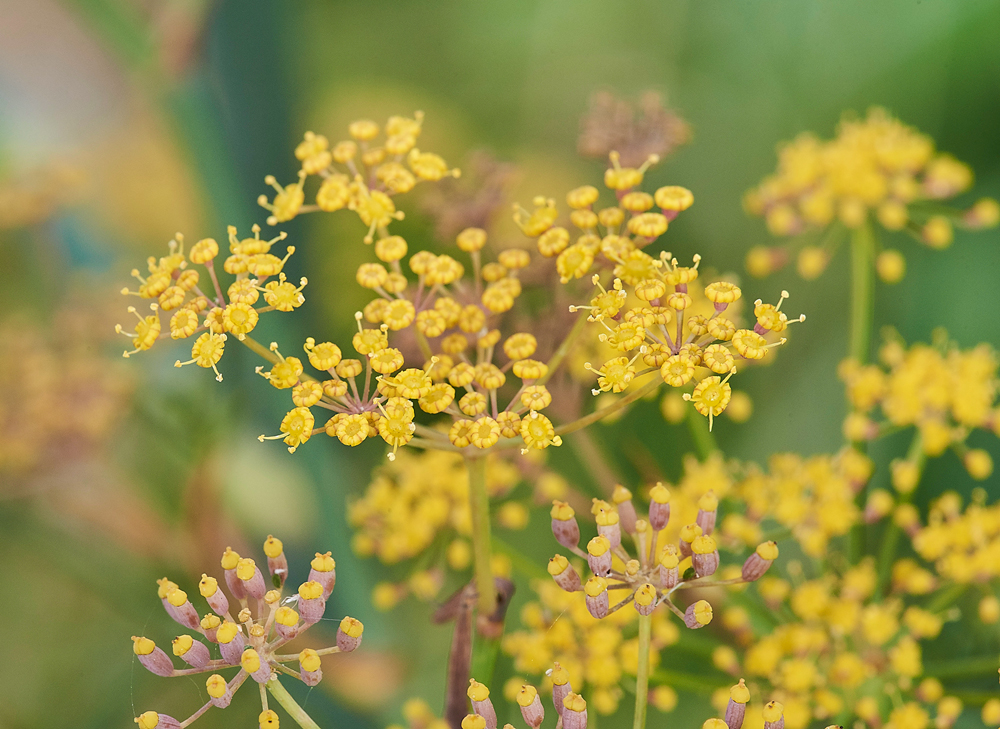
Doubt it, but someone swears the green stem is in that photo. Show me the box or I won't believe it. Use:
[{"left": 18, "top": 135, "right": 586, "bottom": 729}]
[
  {"left": 927, "top": 583, "right": 967, "bottom": 613},
  {"left": 633, "top": 613, "right": 652, "bottom": 729},
  {"left": 923, "top": 654, "right": 1000, "bottom": 679},
  {"left": 849, "top": 221, "right": 875, "bottom": 364},
  {"left": 266, "top": 678, "right": 321, "bottom": 729},
  {"left": 686, "top": 403, "right": 719, "bottom": 460},
  {"left": 555, "top": 375, "right": 661, "bottom": 436},
  {"left": 466, "top": 455, "right": 495, "bottom": 615}
]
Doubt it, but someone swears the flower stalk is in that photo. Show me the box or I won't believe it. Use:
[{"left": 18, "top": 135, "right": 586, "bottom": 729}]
[
  {"left": 467, "top": 455, "right": 495, "bottom": 615},
  {"left": 633, "top": 612, "right": 652, "bottom": 729},
  {"left": 266, "top": 678, "right": 321, "bottom": 729},
  {"left": 849, "top": 220, "right": 875, "bottom": 364}
]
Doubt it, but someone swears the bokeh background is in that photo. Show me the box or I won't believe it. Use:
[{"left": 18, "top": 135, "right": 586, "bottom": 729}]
[{"left": 1, "top": 1, "right": 999, "bottom": 727}]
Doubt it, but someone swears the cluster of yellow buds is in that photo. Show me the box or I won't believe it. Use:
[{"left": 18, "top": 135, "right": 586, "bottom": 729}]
[
  {"left": 911, "top": 488, "right": 1000, "bottom": 585},
  {"left": 132, "top": 536, "right": 362, "bottom": 729},
  {"left": 464, "top": 673, "right": 589, "bottom": 729},
  {"left": 701, "top": 679, "right": 787, "bottom": 729},
  {"left": 257, "top": 112, "right": 458, "bottom": 241},
  {"left": 744, "top": 107, "right": 999, "bottom": 282},
  {"left": 841, "top": 333, "right": 998, "bottom": 479},
  {"left": 733, "top": 448, "right": 872, "bottom": 558},
  {"left": 716, "top": 557, "right": 962, "bottom": 729},
  {"left": 116, "top": 225, "right": 303, "bottom": 380},
  {"left": 515, "top": 152, "right": 802, "bottom": 427}
]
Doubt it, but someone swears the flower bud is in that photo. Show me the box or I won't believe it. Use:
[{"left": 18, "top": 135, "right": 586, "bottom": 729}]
[
  {"left": 263, "top": 535, "right": 288, "bottom": 587},
  {"left": 633, "top": 582, "right": 658, "bottom": 616},
  {"left": 162, "top": 586, "right": 200, "bottom": 630},
  {"left": 550, "top": 662, "right": 571, "bottom": 715},
  {"left": 297, "top": 581, "right": 326, "bottom": 624},
  {"left": 725, "top": 679, "right": 750, "bottom": 729},
  {"left": 648, "top": 483, "right": 671, "bottom": 531},
  {"left": 562, "top": 693, "right": 588, "bottom": 729},
  {"left": 198, "top": 574, "right": 230, "bottom": 616},
  {"left": 221, "top": 547, "right": 247, "bottom": 600},
  {"left": 134, "top": 712, "right": 181, "bottom": 729},
  {"left": 551, "top": 501, "right": 580, "bottom": 549},
  {"left": 659, "top": 549, "right": 680, "bottom": 589},
  {"left": 236, "top": 558, "right": 267, "bottom": 600},
  {"left": 548, "top": 555, "right": 583, "bottom": 592},
  {"left": 703, "top": 721, "right": 727, "bottom": 729},
  {"left": 206, "top": 674, "right": 234, "bottom": 708},
  {"left": 468, "top": 679, "right": 498, "bottom": 729},
  {"left": 696, "top": 491, "right": 718, "bottom": 535},
  {"left": 259, "top": 709, "right": 280, "bottom": 729},
  {"left": 586, "top": 536, "right": 612, "bottom": 577},
  {"left": 584, "top": 576, "right": 609, "bottom": 619},
  {"left": 132, "top": 636, "right": 174, "bottom": 677},
  {"left": 337, "top": 616, "right": 364, "bottom": 652},
  {"left": 684, "top": 600, "right": 713, "bottom": 629},
  {"left": 200, "top": 614, "right": 221, "bottom": 643},
  {"left": 462, "top": 716, "right": 486, "bottom": 729},
  {"left": 517, "top": 684, "right": 544, "bottom": 729},
  {"left": 595, "top": 507, "right": 621, "bottom": 550},
  {"left": 308, "top": 551, "right": 337, "bottom": 598},
  {"left": 242, "top": 648, "right": 273, "bottom": 684},
  {"left": 172, "top": 635, "right": 210, "bottom": 668},
  {"left": 215, "top": 621, "right": 246, "bottom": 664},
  {"left": 742, "top": 542, "right": 778, "bottom": 582},
  {"left": 691, "top": 535, "right": 720, "bottom": 578},
  {"left": 762, "top": 700, "right": 784, "bottom": 729},
  {"left": 274, "top": 606, "right": 300, "bottom": 640},
  {"left": 299, "top": 648, "right": 322, "bottom": 686},
  {"left": 679, "top": 523, "right": 703, "bottom": 559},
  {"left": 612, "top": 485, "right": 638, "bottom": 534}
]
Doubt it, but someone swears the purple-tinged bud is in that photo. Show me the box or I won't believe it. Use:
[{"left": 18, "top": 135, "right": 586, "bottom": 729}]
[
  {"left": 725, "top": 679, "right": 750, "bottom": 729},
  {"left": 337, "top": 616, "right": 364, "bottom": 652},
  {"left": 134, "top": 711, "right": 181, "bottom": 729},
  {"left": 299, "top": 649, "right": 322, "bottom": 686},
  {"left": 584, "top": 577, "right": 609, "bottom": 619},
  {"left": 162, "top": 587, "right": 200, "bottom": 630},
  {"left": 198, "top": 574, "right": 229, "bottom": 616},
  {"left": 551, "top": 501, "right": 580, "bottom": 549},
  {"left": 263, "top": 535, "right": 288, "bottom": 588},
  {"left": 297, "top": 581, "right": 326, "bottom": 624},
  {"left": 132, "top": 637, "right": 174, "bottom": 677},
  {"left": 206, "top": 674, "right": 233, "bottom": 708},
  {"left": 762, "top": 700, "right": 784, "bottom": 729},
  {"left": 236, "top": 558, "right": 267, "bottom": 600},
  {"left": 595, "top": 508, "right": 622, "bottom": 550},
  {"left": 742, "top": 542, "right": 779, "bottom": 582},
  {"left": 172, "top": 635, "right": 210, "bottom": 668},
  {"left": 548, "top": 555, "right": 583, "bottom": 591},
  {"left": 562, "top": 693, "right": 588, "bottom": 729},
  {"left": 586, "top": 536, "right": 612, "bottom": 577},
  {"left": 612, "top": 485, "right": 638, "bottom": 534},
  {"left": 468, "top": 679, "right": 498, "bottom": 729},
  {"left": 648, "top": 483, "right": 671, "bottom": 531},
  {"left": 696, "top": 491, "right": 719, "bottom": 535},
  {"left": 684, "top": 600, "right": 713, "bottom": 629},
  {"left": 691, "top": 535, "right": 720, "bottom": 578},
  {"left": 679, "top": 523, "right": 703, "bottom": 559},
  {"left": 516, "top": 684, "right": 544, "bottom": 729},
  {"left": 241, "top": 648, "right": 273, "bottom": 684},
  {"left": 221, "top": 547, "right": 246, "bottom": 600},
  {"left": 308, "top": 552, "right": 337, "bottom": 598},
  {"left": 659, "top": 549, "right": 680, "bottom": 589},
  {"left": 200, "top": 614, "right": 221, "bottom": 643},
  {"left": 215, "top": 621, "right": 245, "bottom": 665},
  {"left": 274, "top": 606, "right": 300, "bottom": 641},
  {"left": 549, "top": 662, "right": 571, "bottom": 715},
  {"left": 633, "top": 583, "right": 658, "bottom": 616}
]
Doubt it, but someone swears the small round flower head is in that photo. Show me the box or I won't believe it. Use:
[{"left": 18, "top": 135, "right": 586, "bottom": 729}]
[{"left": 684, "top": 599, "right": 713, "bottom": 629}]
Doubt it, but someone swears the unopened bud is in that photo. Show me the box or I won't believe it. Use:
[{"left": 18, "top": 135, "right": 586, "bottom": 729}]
[
  {"left": 469, "top": 679, "right": 498, "bottom": 729},
  {"left": 297, "top": 581, "right": 326, "bottom": 624},
  {"left": 584, "top": 577, "right": 609, "bottom": 619},
  {"left": 132, "top": 636, "right": 174, "bottom": 677},
  {"left": 762, "top": 700, "right": 784, "bottom": 729},
  {"left": 308, "top": 551, "right": 337, "bottom": 598},
  {"left": 172, "top": 635, "right": 210, "bottom": 668},
  {"left": 586, "top": 535, "right": 613, "bottom": 576},
  {"left": 612, "top": 485, "right": 638, "bottom": 534},
  {"left": 742, "top": 542, "right": 779, "bottom": 582},
  {"left": 725, "top": 679, "right": 750, "bottom": 729},
  {"left": 221, "top": 547, "right": 247, "bottom": 600},
  {"left": 263, "top": 535, "right": 288, "bottom": 587},
  {"left": 162, "top": 587, "right": 200, "bottom": 630},
  {"left": 684, "top": 600, "right": 713, "bottom": 629},
  {"left": 299, "top": 648, "right": 322, "bottom": 686},
  {"left": 633, "top": 583, "right": 658, "bottom": 616},
  {"left": 692, "top": 536, "right": 720, "bottom": 578},
  {"left": 236, "top": 558, "right": 267, "bottom": 600},
  {"left": 595, "top": 508, "right": 622, "bottom": 550},
  {"left": 517, "top": 684, "right": 544, "bottom": 729},
  {"left": 548, "top": 555, "right": 583, "bottom": 592},
  {"left": 134, "top": 712, "right": 180, "bottom": 729},
  {"left": 696, "top": 491, "right": 719, "bottom": 535},
  {"left": 200, "top": 614, "right": 221, "bottom": 643},
  {"left": 241, "top": 648, "right": 273, "bottom": 684},
  {"left": 206, "top": 674, "right": 233, "bottom": 708},
  {"left": 551, "top": 501, "right": 580, "bottom": 549},
  {"left": 337, "top": 616, "right": 364, "bottom": 652},
  {"left": 659, "top": 549, "right": 680, "bottom": 589},
  {"left": 648, "top": 483, "right": 671, "bottom": 531},
  {"left": 550, "top": 662, "right": 571, "bottom": 715},
  {"left": 679, "top": 523, "right": 702, "bottom": 559},
  {"left": 274, "top": 606, "right": 300, "bottom": 640},
  {"left": 215, "top": 621, "right": 246, "bottom": 665},
  {"left": 199, "top": 574, "right": 230, "bottom": 616},
  {"left": 562, "top": 693, "right": 588, "bottom": 729}
]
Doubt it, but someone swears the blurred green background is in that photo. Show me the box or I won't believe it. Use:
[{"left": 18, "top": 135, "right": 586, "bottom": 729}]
[{"left": 1, "top": 1, "right": 998, "bottom": 727}]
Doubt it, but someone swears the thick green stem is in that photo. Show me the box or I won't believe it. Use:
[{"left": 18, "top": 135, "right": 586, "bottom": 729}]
[
  {"left": 633, "top": 613, "right": 652, "bottom": 729},
  {"left": 849, "top": 222, "right": 875, "bottom": 364},
  {"left": 466, "top": 455, "right": 495, "bottom": 615},
  {"left": 266, "top": 678, "right": 321, "bottom": 729}
]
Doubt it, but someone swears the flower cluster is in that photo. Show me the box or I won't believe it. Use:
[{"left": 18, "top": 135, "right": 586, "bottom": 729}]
[
  {"left": 515, "top": 154, "right": 802, "bottom": 427},
  {"left": 715, "top": 556, "right": 963, "bottom": 729},
  {"left": 116, "top": 225, "right": 303, "bottom": 380},
  {"left": 911, "top": 488, "right": 1000, "bottom": 586},
  {"left": 132, "top": 536, "right": 362, "bottom": 729},
  {"left": 841, "top": 333, "right": 998, "bottom": 479},
  {"left": 744, "top": 107, "right": 999, "bottom": 282}
]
